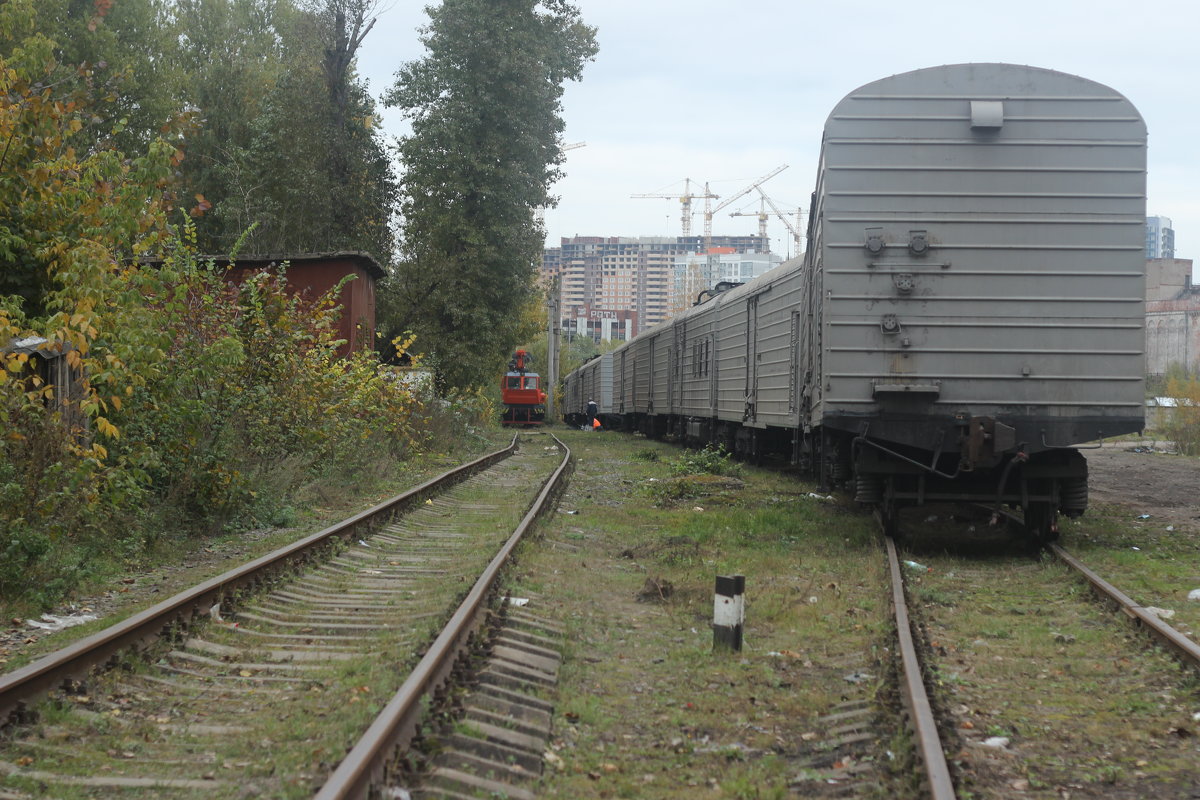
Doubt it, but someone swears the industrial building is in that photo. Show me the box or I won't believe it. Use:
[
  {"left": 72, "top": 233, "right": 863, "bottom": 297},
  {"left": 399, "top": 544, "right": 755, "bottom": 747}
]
[{"left": 1146, "top": 257, "right": 1199, "bottom": 375}]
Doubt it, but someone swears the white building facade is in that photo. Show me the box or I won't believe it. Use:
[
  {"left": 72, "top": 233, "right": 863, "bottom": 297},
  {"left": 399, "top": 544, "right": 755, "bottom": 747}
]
[
  {"left": 670, "top": 250, "right": 783, "bottom": 314},
  {"left": 1146, "top": 216, "right": 1175, "bottom": 259}
]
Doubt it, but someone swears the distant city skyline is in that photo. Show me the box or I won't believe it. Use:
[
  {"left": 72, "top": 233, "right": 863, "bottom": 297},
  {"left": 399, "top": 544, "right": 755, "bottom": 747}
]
[
  {"left": 542, "top": 235, "right": 770, "bottom": 338},
  {"left": 357, "top": 1, "right": 1197, "bottom": 274}
]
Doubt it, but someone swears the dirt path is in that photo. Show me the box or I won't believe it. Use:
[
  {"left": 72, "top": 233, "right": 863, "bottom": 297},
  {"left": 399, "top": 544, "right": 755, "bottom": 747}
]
[{"left": 1086, "top": 443, "right": 1200, "bottom": 532}]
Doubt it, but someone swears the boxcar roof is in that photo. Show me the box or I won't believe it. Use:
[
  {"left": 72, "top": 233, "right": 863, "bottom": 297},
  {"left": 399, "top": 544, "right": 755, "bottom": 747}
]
[{"left": 828, "top": 63, "right": 1143, "bottom": 130}]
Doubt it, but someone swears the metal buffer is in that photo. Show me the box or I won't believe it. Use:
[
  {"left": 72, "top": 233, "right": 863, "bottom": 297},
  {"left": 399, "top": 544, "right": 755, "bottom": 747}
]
[{"left": 631, "top": 177, "right": 717, "bottom": 238}]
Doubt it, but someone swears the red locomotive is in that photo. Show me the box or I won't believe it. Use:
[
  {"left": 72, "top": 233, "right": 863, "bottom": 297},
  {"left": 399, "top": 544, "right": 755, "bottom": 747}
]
[{"left": 500, "top": 349, "right": 546, "bottom": 426}]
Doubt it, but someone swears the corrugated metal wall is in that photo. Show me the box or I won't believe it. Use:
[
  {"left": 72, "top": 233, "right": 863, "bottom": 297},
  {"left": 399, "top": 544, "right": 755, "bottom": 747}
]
[{"left": 814, "top": 64, "right": 1146, "bottom": 433}]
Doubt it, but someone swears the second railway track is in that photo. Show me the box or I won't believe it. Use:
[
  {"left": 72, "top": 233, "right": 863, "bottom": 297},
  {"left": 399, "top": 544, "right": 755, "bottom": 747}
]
[
  {"left": 0, "top": 433, "right": 570, "bottom": 799},
  {"left": 883, "top": 513, "right": 1200, "bottom": 799}
]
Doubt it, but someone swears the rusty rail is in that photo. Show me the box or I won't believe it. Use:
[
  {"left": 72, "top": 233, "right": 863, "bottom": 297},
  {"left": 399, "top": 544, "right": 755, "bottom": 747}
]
[
  {"left": 885, "top": 536, "right": 958, "bottom": 800},
  {"left": 314, "top": 433, "right": 573, "bottom": 800},
  {"left": 1049, "top": 543, "right": 1200, "bottom": 668},
  {"left": 0, "top": 437, "right": 519, "bottom": 724}
]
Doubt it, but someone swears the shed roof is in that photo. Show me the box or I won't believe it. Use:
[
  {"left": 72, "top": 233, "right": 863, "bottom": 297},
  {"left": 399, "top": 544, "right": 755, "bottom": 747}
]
[
  {"left": 208, "top": 252, "right": 387, "bottom": 281},
  {"left": 3, "top": 336, "right": 69, "bottom": 359}
]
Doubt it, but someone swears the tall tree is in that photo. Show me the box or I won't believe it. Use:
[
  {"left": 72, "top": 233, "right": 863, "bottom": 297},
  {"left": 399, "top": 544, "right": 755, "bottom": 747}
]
[
  {"left": 25, "top": 0, "right": 186, "bottom": 156},
  {"left": 304, "top": 0, "right": 397, "bottom": 259},
  {"left": 171, "top": 0, "right": 396, "bottom": 260},
  {"left": 0, "top": 0, "right": 176, "bottom": 315},
  {"left": 384, "top": 0, "right": 596, "bottom": 390},
  {"left": 170, "top": 0, "right": 290, "bottom": 252},
  {"left": 314, "top": 0, "right": 379, "bottom": 191}
]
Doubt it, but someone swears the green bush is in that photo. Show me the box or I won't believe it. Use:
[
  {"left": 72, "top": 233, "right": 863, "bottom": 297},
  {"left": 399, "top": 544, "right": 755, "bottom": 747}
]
[
  {"left": 0, "top": 226, "right": 465, "bottom": 607},
  {"left": 1160, "top": 376, "right": 1200, "bottom": 455},
  {"left": 0, "top": 11, "right": 485, "bottom": 608},
  {"left": 669, "top": 445, "right": 742, "bottom": 478}
]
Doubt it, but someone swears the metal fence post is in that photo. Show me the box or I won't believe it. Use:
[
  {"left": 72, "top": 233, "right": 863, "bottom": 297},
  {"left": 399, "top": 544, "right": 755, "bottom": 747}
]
[{"left": 712, "top": 574, "right": 745, "bottom": 652}]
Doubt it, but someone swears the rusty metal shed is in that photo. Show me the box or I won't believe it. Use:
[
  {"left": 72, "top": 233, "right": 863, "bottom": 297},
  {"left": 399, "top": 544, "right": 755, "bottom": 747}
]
[{"left": 212, "top": 252, "right": 386, "bottom": 358}]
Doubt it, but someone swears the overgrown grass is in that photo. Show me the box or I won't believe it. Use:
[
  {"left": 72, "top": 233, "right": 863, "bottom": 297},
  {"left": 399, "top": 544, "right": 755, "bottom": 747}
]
[
  {"left": 514, "top": 430, "right": 887, "bottom": 799},
  {"left": 1060, "top": 493, "right": 1200, "bottom": 641},
  {"left": 637, "top": 446, "right": 747, "bottom": 507},
  {"left": 908, "top": 538, "right": 1200, "bottom": 793},
  {"left": 0, "top": 430, "right": 510, "bottom": 661},
  {"left": 0, "top": 441, "right": 551, "bottom": 796}
]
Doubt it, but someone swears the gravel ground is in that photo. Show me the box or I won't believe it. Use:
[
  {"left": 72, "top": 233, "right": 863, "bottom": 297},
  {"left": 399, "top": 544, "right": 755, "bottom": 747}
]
[
  {"left": 0, "top": 448, "right": 499, "bottom": 671},
  {"left": 1086, "top": 442, "right": 1200, "bottom": 532}
]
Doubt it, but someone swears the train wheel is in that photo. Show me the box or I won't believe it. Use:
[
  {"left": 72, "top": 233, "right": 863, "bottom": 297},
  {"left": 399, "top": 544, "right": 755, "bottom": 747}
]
[
  {"left": 1024, "top": 502, "right": 1059, "bottom": 547},
  {"left": 718, "top": 424, "right": 736, "bottom": 454},
  {"left": 734, "top": 428, "right": 762, "bottom": 465},
  {"left": 818, "top": 431, "right": 850, "bottom": 490}
]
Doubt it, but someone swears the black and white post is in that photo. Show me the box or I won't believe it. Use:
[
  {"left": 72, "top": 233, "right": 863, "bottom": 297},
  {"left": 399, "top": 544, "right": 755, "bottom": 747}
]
[{"left": 712, "top": 574, "right": 745, "bottom": 652}]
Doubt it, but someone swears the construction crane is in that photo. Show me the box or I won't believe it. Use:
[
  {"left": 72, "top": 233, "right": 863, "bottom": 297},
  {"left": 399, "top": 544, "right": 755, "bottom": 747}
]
[
  {"left": 704, "top": 164, "right": 788, "bottom": 242},
  {"left": 755, "top": 186, "right": 805, "bottom": 257},
  {"left": 729, "top": 197, "right": 771, "bottom": 240},
  {"left": 631, "top": 178, "right": 717, "bottom": 238}
]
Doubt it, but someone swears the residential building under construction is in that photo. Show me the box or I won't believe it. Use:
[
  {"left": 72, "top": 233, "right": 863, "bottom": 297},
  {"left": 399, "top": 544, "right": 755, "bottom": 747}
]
[{"left": 541, "top": 234, "right": 770, "bottom": 343}]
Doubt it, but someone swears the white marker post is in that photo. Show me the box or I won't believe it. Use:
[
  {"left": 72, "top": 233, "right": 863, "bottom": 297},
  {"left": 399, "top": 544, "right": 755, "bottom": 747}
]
[{"left": 712, "top": 574, "right": 745, "bottom": 652}]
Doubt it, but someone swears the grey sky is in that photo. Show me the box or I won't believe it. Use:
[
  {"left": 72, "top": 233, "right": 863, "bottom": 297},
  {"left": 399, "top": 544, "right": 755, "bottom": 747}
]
[{"left": 356, "top": 0, "right": 1197, "bottom": 268}]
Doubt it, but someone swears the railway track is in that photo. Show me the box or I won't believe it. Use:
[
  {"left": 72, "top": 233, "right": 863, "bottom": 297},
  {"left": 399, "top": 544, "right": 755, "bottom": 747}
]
[
  {"left": 882, "top": 535, "right": 958, "bottom": 800},
  {"left": 0, "top": 433, "right": 572, "bottom": 799},
  {"left": 1047, "top": 543, "right": 1200, "bottom": 670},
  {"left": 880, "top": 513, "right": 1200, "bottom": 799}
]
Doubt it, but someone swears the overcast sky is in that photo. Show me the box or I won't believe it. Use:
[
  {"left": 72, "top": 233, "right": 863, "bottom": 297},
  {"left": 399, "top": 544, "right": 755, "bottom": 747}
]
[{"left": 356, "top": 0, "right": 1198, "bottom": 271}]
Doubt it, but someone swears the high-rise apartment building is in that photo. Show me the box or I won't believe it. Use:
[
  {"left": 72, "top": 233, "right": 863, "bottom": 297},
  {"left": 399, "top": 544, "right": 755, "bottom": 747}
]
[
  {"left": 1146, "top": 216, "right": 1175, "bottom": 259},
  {"left": 543, "top": 235, "right": 768, "bottom": 341}
]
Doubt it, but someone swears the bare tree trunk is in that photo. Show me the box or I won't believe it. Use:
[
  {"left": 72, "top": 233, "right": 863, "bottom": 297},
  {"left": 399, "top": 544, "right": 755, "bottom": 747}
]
[{"left": 320, "top": 1, "right": 379, "bottom": 232}]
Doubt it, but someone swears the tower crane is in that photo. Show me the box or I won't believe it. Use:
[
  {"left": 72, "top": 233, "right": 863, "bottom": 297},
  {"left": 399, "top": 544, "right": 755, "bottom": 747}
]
[
  {"left": 729, "top": 197, "right": 771, "bottom": 240},
  {"left": 704, "top": 164, "right": 788, "bottom": 242},
  {"left": 755, "top": 186, "right": 805, "bottom": 257},
  {"left": 631, "top": 177, "right": 717, "bottom": 238}
]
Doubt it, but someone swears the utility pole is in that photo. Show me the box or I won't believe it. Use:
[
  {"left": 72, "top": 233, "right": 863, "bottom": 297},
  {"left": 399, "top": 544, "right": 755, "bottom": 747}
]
[{"left": 546, "top": 276, "right": 560, "bottom": 424}]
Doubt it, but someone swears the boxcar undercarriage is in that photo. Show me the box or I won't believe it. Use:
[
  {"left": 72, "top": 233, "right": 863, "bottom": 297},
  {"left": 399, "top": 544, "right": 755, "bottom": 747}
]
[{"left": 612, "top": 409, "right": 1129, "bottom": 543}]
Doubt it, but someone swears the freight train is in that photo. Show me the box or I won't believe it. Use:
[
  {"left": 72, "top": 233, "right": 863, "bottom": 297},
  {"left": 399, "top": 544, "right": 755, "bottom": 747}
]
[{"left": 561, "top": 63, "right": 1147, "bottom": 541}]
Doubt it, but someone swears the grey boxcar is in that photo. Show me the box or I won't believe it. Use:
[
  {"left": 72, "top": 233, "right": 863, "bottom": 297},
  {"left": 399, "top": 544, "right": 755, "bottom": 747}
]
[
  {"left": 812, "top": 63, "right": 1145, "bottom": 536},
  {"left": 559, "top": 63, "right": 1145, "bottom": 540},
  {"left": 566, "top": 353, "right": 616, "bottom": 427}
]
